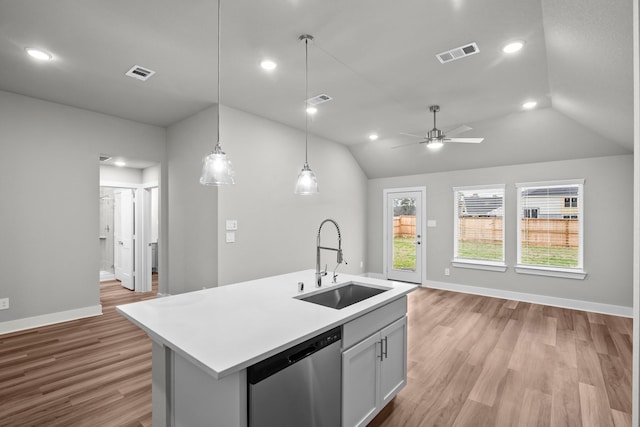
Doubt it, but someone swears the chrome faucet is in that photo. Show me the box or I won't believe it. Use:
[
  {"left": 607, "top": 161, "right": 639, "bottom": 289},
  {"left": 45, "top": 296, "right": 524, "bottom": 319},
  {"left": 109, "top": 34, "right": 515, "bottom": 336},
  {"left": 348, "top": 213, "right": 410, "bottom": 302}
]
[{"left": 316, "top": 219, "right": 345, "bottom": 287}]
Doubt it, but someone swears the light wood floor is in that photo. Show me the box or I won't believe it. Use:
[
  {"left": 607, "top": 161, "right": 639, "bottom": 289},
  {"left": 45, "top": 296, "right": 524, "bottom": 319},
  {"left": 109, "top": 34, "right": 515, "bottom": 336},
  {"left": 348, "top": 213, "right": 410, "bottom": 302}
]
[
  {"left": 0, "top": 279, "right": 157, "bottom": 427},
  {"left": 0, "top": 283, "right": 632, "bottom": 426},
  {"left": 370, "top": 288, "right": 633, "bottom": 427}
]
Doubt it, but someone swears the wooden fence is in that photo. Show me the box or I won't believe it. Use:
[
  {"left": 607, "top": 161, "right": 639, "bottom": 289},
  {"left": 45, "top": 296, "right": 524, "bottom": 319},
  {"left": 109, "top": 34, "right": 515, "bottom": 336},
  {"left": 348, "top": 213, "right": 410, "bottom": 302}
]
[
  {"left": 459, "top": 217, "right": 578, "bottom": 248},
  {"left": 393, "top": 215, "right": 416, "bottom": 237},
  {"left": 396, "top": 216, "right": 578, "bottom": 248},
  {"left": 520, "top": 218, "right": 578, "bottom": 248}
]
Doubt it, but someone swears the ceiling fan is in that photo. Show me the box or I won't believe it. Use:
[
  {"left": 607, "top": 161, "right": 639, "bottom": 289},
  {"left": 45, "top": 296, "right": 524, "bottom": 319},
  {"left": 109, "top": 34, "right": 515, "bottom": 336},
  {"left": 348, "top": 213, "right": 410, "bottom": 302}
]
[{"left": 393, "top": 105, "right": 484, "bottom": 150}]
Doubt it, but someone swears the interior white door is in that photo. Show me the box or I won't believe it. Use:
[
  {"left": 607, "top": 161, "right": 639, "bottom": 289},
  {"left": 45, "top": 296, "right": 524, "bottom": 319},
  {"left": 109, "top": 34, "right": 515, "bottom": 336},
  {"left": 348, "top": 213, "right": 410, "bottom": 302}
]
[
  {"left": 385, "top": 189, "right": 423, "bottom": 283},
  {"left": 114, "top": 189, "right": 135, "bottom": 290}
]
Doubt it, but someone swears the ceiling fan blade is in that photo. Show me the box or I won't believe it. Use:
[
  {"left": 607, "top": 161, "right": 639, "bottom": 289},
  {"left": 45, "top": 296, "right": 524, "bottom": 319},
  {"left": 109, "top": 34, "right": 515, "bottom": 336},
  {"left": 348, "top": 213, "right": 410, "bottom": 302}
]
[
  {"left": 447, "top": 137, "right": 484, "bottom": 143},
  {"left": 391, "top": 141, "right": 426, "bottom": 149},
  {"left": 398, "top": 131, "right": 425, "bottom": 139},
  {"left": 444, "top": 124, "right": 472, "bottom": 137}
]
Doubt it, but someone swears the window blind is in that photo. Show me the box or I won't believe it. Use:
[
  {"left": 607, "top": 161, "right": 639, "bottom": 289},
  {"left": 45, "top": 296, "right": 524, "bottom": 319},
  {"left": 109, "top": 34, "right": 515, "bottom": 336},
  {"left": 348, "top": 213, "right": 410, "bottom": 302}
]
[
  {"left": 517, "top": 182, "right": 583, "bottom": 269},
  {"left": 453, "top": 186, "right": 505, "bottom": 262}
]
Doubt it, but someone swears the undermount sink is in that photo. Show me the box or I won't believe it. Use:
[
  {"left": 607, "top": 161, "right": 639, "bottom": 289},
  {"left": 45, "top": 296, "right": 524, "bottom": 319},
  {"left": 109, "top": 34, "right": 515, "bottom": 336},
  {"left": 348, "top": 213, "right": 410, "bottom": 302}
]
[{"left": 298, "top": 282, "right": 389, "bottom": 309}]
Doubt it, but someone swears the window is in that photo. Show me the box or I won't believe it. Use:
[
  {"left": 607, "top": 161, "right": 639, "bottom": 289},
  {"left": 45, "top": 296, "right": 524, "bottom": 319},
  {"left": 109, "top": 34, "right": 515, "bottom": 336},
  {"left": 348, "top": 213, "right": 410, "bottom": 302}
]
[
  {"left": 516, "top": 179, "right": 586, "bottom": 279},
  {"left": 453, "top": 185, "right": 506, "bottom": 271}
]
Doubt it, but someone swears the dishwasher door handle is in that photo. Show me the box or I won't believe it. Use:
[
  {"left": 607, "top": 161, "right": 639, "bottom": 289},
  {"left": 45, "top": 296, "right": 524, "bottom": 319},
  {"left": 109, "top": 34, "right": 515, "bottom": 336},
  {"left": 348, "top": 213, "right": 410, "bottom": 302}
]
[{"left": 288, "top": 344, "right": 317, "bottom": 364}]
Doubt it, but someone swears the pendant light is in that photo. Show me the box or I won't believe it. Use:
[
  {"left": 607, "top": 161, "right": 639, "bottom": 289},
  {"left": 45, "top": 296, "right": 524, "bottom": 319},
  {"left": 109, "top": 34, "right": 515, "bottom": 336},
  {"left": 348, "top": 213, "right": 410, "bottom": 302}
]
[
  {"left": 294, "top": 34, "right": 318, "bottom": 195},
  {"left": 200, "top": 0, "right": 235, "bottom": 186}
]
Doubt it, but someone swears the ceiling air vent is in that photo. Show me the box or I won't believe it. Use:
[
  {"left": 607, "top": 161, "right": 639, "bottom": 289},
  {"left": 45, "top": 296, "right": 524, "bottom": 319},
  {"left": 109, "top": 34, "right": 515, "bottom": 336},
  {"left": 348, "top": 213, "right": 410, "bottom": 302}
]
[
  {"left": 306, "top": 94, "right": 332, "bottom": 106},
  {"left": 125, "top": 65, "right": 156, "bottom": 81},
  {"left": 436, "top": 42, "right": 480, "bottom": 64}
]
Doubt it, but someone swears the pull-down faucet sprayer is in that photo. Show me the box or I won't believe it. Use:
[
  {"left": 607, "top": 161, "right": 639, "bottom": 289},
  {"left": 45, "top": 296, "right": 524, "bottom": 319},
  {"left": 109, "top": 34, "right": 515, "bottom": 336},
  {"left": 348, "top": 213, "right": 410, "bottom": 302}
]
[{"left": 316, "top": 219, "right": 345, "bottom": 287}]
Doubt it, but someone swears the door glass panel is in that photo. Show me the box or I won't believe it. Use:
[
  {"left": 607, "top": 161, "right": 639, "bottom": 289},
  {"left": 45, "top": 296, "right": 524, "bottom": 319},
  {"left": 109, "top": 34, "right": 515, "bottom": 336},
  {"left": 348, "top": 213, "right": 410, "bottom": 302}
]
[{"left": 392, "top": 197, "right": 416, "bottom": 271}]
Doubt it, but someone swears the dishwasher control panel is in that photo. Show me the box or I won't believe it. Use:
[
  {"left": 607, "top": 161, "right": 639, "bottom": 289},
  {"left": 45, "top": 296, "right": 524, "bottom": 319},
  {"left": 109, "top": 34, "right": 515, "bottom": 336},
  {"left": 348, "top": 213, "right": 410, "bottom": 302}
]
[{"left": 247, "top": 326, "right": 342, "bottom": 385}]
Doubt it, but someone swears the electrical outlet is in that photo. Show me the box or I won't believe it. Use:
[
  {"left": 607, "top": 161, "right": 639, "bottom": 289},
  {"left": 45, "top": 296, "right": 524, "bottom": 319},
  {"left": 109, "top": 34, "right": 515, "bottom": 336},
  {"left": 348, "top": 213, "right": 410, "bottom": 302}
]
[
  {"left": 360, "top": 261, "right": 364, "bottom": 269},
  {"left": 0, "top": 298, "right": 9, "bottom": 310},
  {"left": 444, "top": 268, "right": 450, "bottom": 276}
]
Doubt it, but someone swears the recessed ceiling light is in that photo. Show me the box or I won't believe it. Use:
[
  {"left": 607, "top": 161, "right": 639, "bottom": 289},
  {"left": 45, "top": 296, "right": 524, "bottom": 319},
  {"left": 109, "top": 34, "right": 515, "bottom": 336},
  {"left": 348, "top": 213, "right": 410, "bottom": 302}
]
[
  {"left": 503, "top": 41, "right": 525, "bottom": 54},
  {"left": 368, "top": 133, "right": 379, "bottom": 141},
  {"left": 114, "top": 160, "right": 126, "bottom": 167},
  {"left": 306, "top": 106, "right": 318, "bottom": 115},
  {"left": 522, "top": 101, "right": 537, "bottom": 110},
  {"left": 260, "top": 60, "right": 277, "bottom": 71},
  {"left": 25, "top": 48, "right": 52, "bottom": 61}
]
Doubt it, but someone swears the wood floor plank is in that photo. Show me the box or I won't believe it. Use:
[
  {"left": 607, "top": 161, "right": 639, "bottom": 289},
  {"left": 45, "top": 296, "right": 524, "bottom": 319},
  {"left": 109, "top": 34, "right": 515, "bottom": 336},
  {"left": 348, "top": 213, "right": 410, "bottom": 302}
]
[{"left": 579, "top": 382, "right": 615, "bottom": 427}]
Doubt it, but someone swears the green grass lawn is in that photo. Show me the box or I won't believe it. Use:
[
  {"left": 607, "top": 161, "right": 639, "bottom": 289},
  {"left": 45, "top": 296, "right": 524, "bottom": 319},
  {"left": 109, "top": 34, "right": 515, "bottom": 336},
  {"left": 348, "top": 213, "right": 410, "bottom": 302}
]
[
  {"left": 393, "top": 236, "right": 416, "bottom": 270},
  {"left": 394, "top": 237, "right": 579, "bottom": 269},
  {"left": 457, "top": 240, "right": 578, "bottom": 267}
]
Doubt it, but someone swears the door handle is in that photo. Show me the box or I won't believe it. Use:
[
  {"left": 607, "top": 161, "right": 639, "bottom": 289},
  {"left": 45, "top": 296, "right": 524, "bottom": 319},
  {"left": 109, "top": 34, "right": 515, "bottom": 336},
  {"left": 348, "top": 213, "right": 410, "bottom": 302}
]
[{"left": 378, "top": 340, "right": 384, "bottom": 361}]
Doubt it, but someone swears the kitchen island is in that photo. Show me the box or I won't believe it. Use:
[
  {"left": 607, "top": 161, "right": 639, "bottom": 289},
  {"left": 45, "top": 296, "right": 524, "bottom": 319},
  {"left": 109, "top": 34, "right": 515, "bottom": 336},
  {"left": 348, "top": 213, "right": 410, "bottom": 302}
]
[{"left": 117, "top": 270, "right": 416, "bottom": 426}]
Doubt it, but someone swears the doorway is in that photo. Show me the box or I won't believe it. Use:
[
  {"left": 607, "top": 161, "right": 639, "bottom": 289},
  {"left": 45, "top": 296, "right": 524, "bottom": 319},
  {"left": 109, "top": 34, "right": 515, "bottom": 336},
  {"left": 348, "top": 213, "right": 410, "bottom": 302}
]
[
  {"left": 99, "top": 156, "right": 159, "bottom": 292},
  {"left": 383, "top": 187, "right": 426, "bottom": 284}
]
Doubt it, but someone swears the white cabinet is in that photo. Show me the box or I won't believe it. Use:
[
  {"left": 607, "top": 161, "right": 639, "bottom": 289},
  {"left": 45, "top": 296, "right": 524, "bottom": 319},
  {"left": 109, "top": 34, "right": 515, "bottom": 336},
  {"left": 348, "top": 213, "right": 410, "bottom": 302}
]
[{"left": 342, "top": 316, "right": 407, "bottom": 427}]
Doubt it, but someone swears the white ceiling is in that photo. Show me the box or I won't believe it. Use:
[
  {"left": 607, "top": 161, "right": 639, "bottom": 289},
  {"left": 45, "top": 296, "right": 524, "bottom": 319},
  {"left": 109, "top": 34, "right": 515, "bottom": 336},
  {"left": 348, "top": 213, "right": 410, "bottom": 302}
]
[{"left": 0, "top": 0, "right": 633, "bottom": 178}]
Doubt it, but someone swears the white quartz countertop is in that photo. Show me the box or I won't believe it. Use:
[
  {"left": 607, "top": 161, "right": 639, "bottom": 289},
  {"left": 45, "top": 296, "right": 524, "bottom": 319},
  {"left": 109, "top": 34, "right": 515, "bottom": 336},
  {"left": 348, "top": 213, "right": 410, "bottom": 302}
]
[{"left": 116, "top": 270, "right": 416, "bottom": 379}]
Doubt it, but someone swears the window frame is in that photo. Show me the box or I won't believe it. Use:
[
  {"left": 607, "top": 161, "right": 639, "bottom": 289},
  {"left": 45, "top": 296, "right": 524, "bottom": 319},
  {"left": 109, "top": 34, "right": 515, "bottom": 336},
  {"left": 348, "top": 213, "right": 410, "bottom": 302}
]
[
  {"left": 452, "top": 184, "right": 507, "bottom": 272},
  {"left": 515, "top": 179, "right": 586, "bottom": 280}
]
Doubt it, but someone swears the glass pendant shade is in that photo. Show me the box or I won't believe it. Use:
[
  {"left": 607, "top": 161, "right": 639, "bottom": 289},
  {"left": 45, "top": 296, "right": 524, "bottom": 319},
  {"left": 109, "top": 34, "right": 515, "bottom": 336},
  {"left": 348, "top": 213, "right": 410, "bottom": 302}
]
[
  {"left": 295, "top": 163, "right": 318, "bottom": 195},
  {"left": 200, "top": 144, "right": 235, "bottom": 186}
]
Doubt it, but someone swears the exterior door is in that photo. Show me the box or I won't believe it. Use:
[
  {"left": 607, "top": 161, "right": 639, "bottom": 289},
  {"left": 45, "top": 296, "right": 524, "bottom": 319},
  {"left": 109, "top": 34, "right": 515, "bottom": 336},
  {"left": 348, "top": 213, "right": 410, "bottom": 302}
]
[
  {"left": 114, "top": 189, "right": 135, "bottom": 290},
  {"left": 385, "top": 189, "right": 424, "bottom": 283}
]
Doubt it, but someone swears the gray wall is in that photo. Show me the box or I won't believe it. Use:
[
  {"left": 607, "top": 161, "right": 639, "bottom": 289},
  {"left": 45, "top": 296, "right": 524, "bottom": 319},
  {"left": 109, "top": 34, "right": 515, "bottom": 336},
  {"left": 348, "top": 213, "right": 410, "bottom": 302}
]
[
  {"left": 368, "top": 155, "right": 633, "bottom": 307},
  {"left": 216, "top": 106, "right": 368, "bottom": 285},
  {"left": 0, "top": 90, "right": 165, "bottom": 323},
  {"left": 165, "top": 104, "right": 368, "bottom": 291},
  {"left": 165, "top": 106, "right": 219, "bottom": 294}
]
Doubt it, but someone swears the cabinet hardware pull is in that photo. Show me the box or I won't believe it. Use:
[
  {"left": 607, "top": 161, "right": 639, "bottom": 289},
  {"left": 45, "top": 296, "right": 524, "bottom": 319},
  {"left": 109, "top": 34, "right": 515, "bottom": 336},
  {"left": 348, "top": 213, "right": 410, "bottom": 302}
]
[
  {"left": 378, "top": 340, "right": 384, "bottom": 361},
  {"left": 383, "top": 336, "right": 388, "bottom": 359}
]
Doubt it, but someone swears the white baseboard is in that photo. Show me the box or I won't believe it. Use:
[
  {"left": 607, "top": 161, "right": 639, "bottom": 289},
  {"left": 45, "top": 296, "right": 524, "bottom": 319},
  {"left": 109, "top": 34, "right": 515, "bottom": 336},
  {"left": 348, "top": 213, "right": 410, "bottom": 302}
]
[
  {"left": 365, "top": 272, "right": 632, "bottom": 318},
  {"left": 424, "top": 279, "right": 633, "bottom": 318},
  {"left": 0, "top": 305, "right": 103, "bottom": 335}
]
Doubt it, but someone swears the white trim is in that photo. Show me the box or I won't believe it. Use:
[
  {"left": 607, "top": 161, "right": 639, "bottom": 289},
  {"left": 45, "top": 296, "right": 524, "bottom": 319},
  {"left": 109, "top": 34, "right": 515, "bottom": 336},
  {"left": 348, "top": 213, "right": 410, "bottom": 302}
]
[
  {"left": 0, "top": 305, "right": 103, "bottom": 335},
  {"left": 452, "top": 183, "right": 506, "bottom": 192},
  {"left": 452, "top": 259, "right": 507, "bottom": 272},
  {"left": 424, "top": 280, "right": 632, "bottom": 318},
  {"left": 382, "top": 187, "right": 427, "bottom": 285},
  {"left": 515, "top": 178, "right": 585, "bottom": 189},
  {"left": 453, "top": 184, "right": 506, "bottom": 264},
  {"left": 516, "top": 180, "right": 585, "bottom": 270},
  {"left": 515, "top": 265, "right": 587, "bottom": 280}
]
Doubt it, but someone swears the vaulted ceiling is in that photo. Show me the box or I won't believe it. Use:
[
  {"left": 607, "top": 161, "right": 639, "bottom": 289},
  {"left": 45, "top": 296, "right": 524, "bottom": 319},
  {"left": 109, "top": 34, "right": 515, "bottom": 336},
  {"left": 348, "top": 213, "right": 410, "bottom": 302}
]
[{"left": 0, "top": 0, "right": 632, "bottom": 178}]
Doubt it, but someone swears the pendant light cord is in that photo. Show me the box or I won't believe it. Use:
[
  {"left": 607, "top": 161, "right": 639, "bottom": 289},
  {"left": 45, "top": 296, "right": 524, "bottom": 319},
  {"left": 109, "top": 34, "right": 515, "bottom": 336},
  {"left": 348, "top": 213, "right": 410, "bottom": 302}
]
[
  {"left": 304, "top": 37, "right": 309, "bottom": 166},
  {"left": 216, "top": 0, "right": 221, "bottom": 148}
]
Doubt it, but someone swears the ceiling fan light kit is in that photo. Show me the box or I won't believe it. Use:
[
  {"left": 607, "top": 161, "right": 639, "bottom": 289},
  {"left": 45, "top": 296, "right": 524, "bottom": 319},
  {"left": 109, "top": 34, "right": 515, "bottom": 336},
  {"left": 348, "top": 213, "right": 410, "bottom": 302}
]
[{"left": 392, "top": 105, "right": 484, "bottom": 150}]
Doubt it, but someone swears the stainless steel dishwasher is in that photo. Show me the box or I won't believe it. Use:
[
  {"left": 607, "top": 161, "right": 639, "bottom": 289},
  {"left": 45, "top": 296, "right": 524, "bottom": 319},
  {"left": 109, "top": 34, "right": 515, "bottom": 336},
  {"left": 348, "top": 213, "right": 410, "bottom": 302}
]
[{"left": 247, "top": 326, "right": 342, "bottom": 427}]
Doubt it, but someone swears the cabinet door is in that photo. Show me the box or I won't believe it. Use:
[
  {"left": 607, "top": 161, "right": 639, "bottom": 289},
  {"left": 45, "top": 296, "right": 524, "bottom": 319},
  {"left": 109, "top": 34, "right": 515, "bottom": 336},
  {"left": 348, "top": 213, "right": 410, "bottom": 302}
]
[
  {"left": 342, "top": 333, "right": 381, "bottom": 427},
  {"left": 379, "top": 316, "right": 407, "bottom": 405}
]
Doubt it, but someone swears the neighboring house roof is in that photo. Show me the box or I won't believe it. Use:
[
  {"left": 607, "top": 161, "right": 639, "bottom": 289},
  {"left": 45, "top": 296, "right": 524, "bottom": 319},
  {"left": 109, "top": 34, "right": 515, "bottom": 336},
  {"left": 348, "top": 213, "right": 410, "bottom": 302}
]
[{"left": 460, "top": 195, "right": 503, "bottom": 216}]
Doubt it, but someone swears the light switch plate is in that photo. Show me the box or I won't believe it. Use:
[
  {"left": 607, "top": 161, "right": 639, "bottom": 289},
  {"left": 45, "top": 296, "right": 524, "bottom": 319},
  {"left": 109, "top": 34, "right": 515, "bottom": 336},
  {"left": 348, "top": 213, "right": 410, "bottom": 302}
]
[
  {"left": 226, "top": 220, "right": 238, "bottom": 231},
  {"left": 226, "top": 232, "right": 236, "bottom": 243}
]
